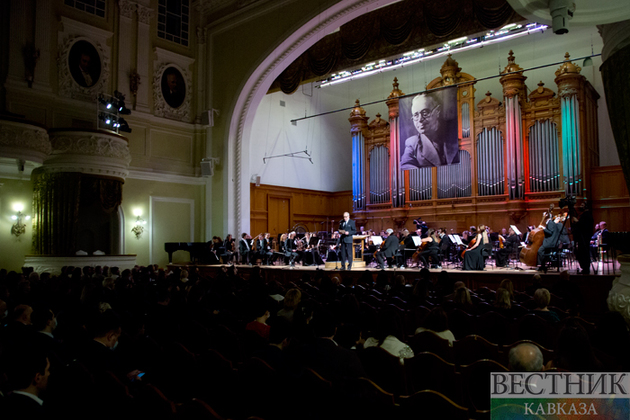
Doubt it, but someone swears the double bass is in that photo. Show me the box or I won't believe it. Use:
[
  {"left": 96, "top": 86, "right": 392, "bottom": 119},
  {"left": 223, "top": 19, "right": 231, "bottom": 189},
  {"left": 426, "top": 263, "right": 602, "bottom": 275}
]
[{"left": 519, "top": 204, "right": 554, "bottom": 267}]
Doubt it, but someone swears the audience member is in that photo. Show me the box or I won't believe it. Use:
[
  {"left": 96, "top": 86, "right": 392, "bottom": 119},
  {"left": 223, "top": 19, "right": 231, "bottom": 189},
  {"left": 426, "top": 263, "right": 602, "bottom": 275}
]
[
  {"left": 415, "top": 307, "right": 455, "bottom": 346},
  {"left": 2, "top": 348, "right": 50, "bottom": 417},
  {"left": 364, "top": 309, "right": 414, "bottom": 363},
  {"left": 245, "top": 302, "right": 271, "bottom": 340},
  {"left": 277, "top": 288, "right": 301, "bottom": 323},
  {"left": 533, "top": 288, "right": 560, "bottom": 322},
  {"left": 508, "top": 343, "right": 543, "bottom": 372}
]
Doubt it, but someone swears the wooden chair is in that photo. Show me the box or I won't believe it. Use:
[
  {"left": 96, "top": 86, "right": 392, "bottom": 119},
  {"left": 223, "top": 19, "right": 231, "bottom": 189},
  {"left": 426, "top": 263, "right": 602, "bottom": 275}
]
[
  {"left": 359, "top": 345, "right": 409, "bottom": 395},
  {"left": 453, "top": 334, "right": 501, "bottom": 367},
  {"left": 405, "top": 352, "right": 463, "bottom": 404},
  {"left": 460, "top": 359, "right": 509, "bottom": 411},
  {"left": 237, "top": 357, "right": 284, "bottom": 420},
  {"left": 296, "top": 368, "right": 340, "bottom": 419},
  {"left": 398, "top": 390, "right": 470, "bottom": 420},
  {"left": 349, "top": 377, "right": 398, "bottom": 419},
  {"left": 447, "top": 308, "right": 475, "bottom": 339},
  {"left": 513, "top": 313, "right": 557, "bottom": 349},
  {"left": 134, "top": 383, "right": 177, "bottom": 420},
  {"left": 408, "top": 330, "right": 454, "bottom": 362},
  {"left": 474, "top": 311, "right": 510, "bottom": 345},
  {"left": 196, "top": 348, "right": 238, "bottom": 415},
  {"left": 177, "top": 398, "right": 226, "bottom": 420}
]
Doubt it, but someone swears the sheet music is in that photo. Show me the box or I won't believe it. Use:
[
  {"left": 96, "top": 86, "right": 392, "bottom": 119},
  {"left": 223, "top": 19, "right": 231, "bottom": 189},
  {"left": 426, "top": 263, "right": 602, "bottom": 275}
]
[
  {"left": 371, "top": 236, "right": 383, "bottom": 245},
  {"left": 510, "top": 225, "right": 522, "bottom": 236},
  {"left": 412, "top": 236, "right": 422, "bottom": 247},
  {"left": 450, "top": 234, "right": 464, "bottom": 245}
]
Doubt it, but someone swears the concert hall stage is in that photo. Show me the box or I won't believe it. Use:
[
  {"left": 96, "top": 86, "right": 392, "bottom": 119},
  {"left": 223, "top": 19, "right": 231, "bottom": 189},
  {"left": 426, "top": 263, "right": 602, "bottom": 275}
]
[{"left": 168, "top": 261, "right": 619, "bottom": 321}]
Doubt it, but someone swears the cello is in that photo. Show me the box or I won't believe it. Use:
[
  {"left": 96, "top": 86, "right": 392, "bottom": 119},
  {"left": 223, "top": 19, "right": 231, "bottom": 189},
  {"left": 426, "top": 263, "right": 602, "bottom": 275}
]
[{"left": 519, "top": 204, "right": 554, "bottom": 267}]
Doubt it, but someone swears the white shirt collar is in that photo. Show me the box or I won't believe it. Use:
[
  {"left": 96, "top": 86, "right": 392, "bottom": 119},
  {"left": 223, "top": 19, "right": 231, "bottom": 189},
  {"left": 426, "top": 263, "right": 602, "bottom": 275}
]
[{"left": 12, "top": 390, "right": 44, "bottom": 406}]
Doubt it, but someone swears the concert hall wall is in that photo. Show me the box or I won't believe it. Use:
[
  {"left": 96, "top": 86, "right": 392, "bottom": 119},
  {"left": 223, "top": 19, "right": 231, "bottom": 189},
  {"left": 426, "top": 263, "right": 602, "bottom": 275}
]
[{"left": 250, "top": 183, "right": 351, "bottom": 238}]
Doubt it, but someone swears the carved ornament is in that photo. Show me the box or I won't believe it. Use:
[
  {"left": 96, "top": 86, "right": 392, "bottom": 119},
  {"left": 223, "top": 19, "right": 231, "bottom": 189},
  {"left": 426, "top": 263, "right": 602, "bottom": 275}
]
[
  {"left": 58, "top": 36, "right": 110, "bottom": 101},
  {"left": 197, "top": 27, "right": 208, "bottom": 44},
  {"left": 119, "top": 0, "right": 136, "bottom": 19},
  {"left": 0, "top": 119, "right": 51, "bottom": 163},
  {"left": 137, "top": 4, "right": 154, "bottom": 24},
  {"left": 153, "top": 62, "right": 193, "bottom": 122},
  {"left": 500, "top": 50, "right": 526, "bottom": 98},
  {"left": 554, "top": 52, "right": 584, "bottom": 98},
  {"left": 45, "top": 131, "right": 131, "bottom": 180},
  {"left": 349, "top": 99, "right": 369, "bottom": 134},
  {"left": 387, "top": 77, "right": 404, "bottom": 99},
  {"left": 440, "top": 54, "right": 462, "bottom": 86}
]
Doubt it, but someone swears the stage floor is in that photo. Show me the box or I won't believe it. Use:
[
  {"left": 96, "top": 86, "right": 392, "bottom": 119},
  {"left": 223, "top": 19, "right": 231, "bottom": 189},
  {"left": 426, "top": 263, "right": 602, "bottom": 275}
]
[{"left": 169, "top": 259, "right": 619, "bottom": 320}]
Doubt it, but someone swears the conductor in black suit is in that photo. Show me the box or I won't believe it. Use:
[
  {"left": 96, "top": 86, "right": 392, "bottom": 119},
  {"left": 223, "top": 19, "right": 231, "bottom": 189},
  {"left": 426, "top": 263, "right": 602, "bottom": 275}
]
[{"left": 338, "top": 212, "right": 357, "bottom": 270}]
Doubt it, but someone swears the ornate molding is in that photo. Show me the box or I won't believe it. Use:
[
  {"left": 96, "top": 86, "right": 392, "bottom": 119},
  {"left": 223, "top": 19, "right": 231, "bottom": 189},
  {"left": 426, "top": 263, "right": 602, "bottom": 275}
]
[
  {"left": 45, "top": 131, "right": 131, "bottom": 180},
  {"left": 196, "top": 27, "right": 208, "bottom": 44},
  {"left": 231, "top": 0, "right": 392, "bottom": 233},
  {"left": 137, "top": 4, "right": 154, "bottom": 25},
  {"left": 153, "top": 62, "right": 193, "bottom": 122},
  {"left": 57, "top": 35, "right": 110, "bottom": 101},
  {"left": 0, "top": 119, "right": 51, "bottom": 164},
  {"left": 119, "top": 0, "right": 137, "bottom": 19}
]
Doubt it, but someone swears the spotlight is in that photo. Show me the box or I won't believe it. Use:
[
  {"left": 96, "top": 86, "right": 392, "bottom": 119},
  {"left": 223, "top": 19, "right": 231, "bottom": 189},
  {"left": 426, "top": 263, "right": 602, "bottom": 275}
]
[
  {"left": 114, "top": 90, "right": 131, "bottom": 115},
  {"left": 118, "top": 117, "right": 132, "bottom": 133}
]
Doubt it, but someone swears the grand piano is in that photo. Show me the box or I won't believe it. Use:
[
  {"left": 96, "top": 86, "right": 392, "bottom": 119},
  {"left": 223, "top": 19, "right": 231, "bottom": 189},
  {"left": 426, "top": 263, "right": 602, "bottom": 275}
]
[{"left": 164, "top": 242, "right": 212, "bottom": 264}]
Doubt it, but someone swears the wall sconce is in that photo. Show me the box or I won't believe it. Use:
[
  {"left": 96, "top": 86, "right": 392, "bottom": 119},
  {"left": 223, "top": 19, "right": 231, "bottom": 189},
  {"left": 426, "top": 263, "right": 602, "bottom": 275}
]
[
  {"left": 11, "top": 204, "right": 31, "bottom": 237},
  {"left": 131, "top": 209, "right": 146, "bottom": 239}
]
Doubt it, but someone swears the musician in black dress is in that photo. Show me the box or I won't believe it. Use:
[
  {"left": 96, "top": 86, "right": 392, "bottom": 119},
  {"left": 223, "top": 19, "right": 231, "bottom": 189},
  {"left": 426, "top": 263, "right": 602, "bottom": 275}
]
[
  {"left": 418, "top": 228, "right": 440, "bottom": 268},
  {"left": 463, "top": 225, "right": 489, "bottom": 271},
  {"left": 375, "top": 228, "right": 398, "bottom": 269}
]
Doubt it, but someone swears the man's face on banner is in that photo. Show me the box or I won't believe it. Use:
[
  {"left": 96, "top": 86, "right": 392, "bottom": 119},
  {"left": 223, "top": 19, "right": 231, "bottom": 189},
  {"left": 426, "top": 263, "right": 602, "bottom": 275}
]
[{"left": 411, "top": 95, "right": 440, "bottom": 137}]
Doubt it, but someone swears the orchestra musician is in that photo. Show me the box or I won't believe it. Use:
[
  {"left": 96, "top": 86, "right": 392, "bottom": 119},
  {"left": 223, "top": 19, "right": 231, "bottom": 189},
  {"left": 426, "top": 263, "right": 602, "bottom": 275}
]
[
  {"left": 375, "top": 228, "right": 399, "bottom": 269},
  {"left": 284, "top": 232, "right": 300, "bottom": 267},
  {"left": 223, "top": 234, "right": 235, "bottom": 264},
  {"left": 537, "top": 213, "right": 567, "bottom": 270},
  {"left": 338, "top": 212, "right": 357, "bottom": 270},
  {"left": 397, "top": 229, "right": 415, "bottom": 268},
  {"left": 495, "top": 227, "right": 520, "bottom": 267},
  {"left": 570, "top": 201, "right": 594, "bottom": 275},
  {"left": 417, "top": 228, "right": 441, "bottom": 269},
  {"left": 302, "top": 232, "right": 324, "bottom": 266},
  {"left": 258, "top": 233, "right": 274, "bottom": 265},
  {"left": 327, "top": 231, "right": 341, "bottom": 262},
  {"left": 463, "top": 225, "right": 489, "bottom": 271},
  {"left": 239, "top": 233, "right": 253, "bottom": 265},
  {"left": 437, "top": 228, "right": 453, "bottom": 263}
]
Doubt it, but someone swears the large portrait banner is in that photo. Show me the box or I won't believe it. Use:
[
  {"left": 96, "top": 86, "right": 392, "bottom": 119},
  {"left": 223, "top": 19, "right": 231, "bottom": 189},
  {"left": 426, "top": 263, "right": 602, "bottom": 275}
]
[{"left": 399, "top": 87, "right": 459, "bottom": 170}]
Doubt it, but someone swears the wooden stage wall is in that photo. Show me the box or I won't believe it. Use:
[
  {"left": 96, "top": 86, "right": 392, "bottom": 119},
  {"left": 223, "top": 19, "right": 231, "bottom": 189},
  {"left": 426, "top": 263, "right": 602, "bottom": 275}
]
[
  {"left": 250, "top": 184, "right": 352, "bottom": 237},
  {"left": 590, "top": 165, "right": 630, "bottom": 231},
  {"left": 249, "top": 166, "right": 629, "bottom": 238}
]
